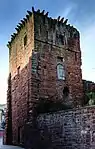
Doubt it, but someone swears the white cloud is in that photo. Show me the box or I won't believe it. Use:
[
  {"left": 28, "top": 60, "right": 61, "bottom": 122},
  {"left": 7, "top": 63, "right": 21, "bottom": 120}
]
[
  {"left": 80, "top": 23, "right": 95, "bottom": 82},
  {"left": 62, "top": 5, "right": 73, "bottom": 18},
  {"left": 56, "top": 2, "right": 77, "bottom": 20}
]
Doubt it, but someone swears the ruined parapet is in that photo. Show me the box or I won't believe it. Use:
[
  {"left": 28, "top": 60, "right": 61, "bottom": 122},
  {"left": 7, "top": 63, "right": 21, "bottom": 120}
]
[{"left": 7, "top": 7, "right": 79, "bottom": 49}]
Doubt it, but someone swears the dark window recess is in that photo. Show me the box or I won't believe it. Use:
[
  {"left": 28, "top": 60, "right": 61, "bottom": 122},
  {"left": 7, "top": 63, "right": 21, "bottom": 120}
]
[
  {"left": 59, "top": 35, "right": 64, "bottom": 44},
  {"left": 17, "top": 66, "right": 20, "bottom": 75},
  {"left": 75, "top": 52, "right": 77, "bottom": 61},
  {"left": 24, "top": 35, "right": 27, "bottom": 46},
  {"left": 63, "top": 87, "right": 69, "bottom": 97},
  {"left": 56, "top": 33, "right": 59, "bottom": 39},
  {"left": 46, "top": 31, "right": 48, "bottom": 39},
  {"left": 44, "top": 66, "right": 46, "bottom": 69},
  {"left": 40, "top": 25, "right": 41, "bottom": 33},
  {"left": 18, "top": 126, "right": 23, "bottom": 144},
  {"left": 57, "top": 56, "right": 63, "bottom": 63},
  {"left": 43, "top": 65, "right": 47, "bottom": 75},
  {"left": 51, "top": 44, "right": 52, "bottom": 50},
  {"left": 56, "top": 33, "right": 59, "bottom": 44}
]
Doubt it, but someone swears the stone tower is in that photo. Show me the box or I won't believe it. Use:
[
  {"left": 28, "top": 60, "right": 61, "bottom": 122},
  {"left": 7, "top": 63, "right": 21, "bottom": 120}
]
[{"left": 5, "top": 7, "right": 83, "bottom": 146}]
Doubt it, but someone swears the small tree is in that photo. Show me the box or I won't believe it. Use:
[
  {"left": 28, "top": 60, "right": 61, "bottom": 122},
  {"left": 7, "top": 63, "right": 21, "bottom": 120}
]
[{"left": 86, "top": 92, "right": 95, "bottom": 105}]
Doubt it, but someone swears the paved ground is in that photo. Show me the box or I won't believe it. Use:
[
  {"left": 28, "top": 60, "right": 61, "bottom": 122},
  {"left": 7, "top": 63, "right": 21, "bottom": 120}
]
[
  {"left": 0, "top": 137, "right": 24, "bottom": 149},
  {"left": 0, "top": 137, "right": 2, "bottom": 145},
  {"left": 0, "top": 145, "right": 24, "bottom": 149}
]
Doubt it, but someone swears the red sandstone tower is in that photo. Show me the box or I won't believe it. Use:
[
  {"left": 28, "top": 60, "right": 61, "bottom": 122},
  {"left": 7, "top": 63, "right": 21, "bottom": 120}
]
[{"left": 5, "top": 7, "right": 83, "bottom": 146}]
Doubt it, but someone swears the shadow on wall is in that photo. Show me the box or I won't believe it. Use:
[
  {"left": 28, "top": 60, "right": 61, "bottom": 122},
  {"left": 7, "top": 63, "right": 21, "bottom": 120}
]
[
  {"left": 35, "top": 98, "right": 72, "bottom": 114},
  {"left": 24, "top": 123, "right": 53, "bottom": 149}
]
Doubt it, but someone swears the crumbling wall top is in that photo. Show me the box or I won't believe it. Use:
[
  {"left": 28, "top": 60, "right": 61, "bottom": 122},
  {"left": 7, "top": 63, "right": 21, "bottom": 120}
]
[{"left": 7, "top": 7, "right": 79, "bottom": 48}]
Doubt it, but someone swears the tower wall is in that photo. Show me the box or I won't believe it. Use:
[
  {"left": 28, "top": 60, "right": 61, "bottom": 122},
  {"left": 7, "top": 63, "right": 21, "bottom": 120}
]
[
  {"left": 7, "top": 14, "right": 34, "bottom": 145},
  {"left": 5, "top": 8, "right": 83, "bottom": 146},
  {"left": 33, "top": 12, "right": 83, "bottom": 107}
]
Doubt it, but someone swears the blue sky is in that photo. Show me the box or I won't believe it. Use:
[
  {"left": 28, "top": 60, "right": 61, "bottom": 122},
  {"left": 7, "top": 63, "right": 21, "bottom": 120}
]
[{"left": 0, "top": 0, "right": 95, "bottom": 104}]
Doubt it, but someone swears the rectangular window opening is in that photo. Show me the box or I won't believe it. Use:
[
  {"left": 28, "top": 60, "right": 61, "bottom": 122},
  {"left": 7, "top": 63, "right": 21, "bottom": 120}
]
[
  {"left": 59, "top": 34, "right": 64, "bottom": 44},
  {"left": 46, "top": 31, "right": 48, "bottom": 40},
  {"left": 17, "top": 66, "right": 20, "bottom": 75},
  {"left": 75, "top": 52, "right": 77, "bottom": 61},
  {"left": 24, "top": 35, "right": 27, "bottom": 46},
  {"left": 57, "top": 64, "right": 65, "bottom": 80},
  {"left": 40, "top": 25, "right": 41, "bottom": 33}
]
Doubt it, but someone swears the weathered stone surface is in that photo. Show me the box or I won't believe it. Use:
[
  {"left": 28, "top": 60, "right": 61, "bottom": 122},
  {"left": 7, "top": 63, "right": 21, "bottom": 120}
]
[
  {"left": 5, "top": 8, "right": 83, "bottom": 147},
  {"left": 83, "top": 80, "right": 95, "bottom": 93},
  {"left": 35, "top": 106, "right": 95, "bottom": 149},
  {"left": 6, "top": 14, "right": 34, "bottom": 146}
]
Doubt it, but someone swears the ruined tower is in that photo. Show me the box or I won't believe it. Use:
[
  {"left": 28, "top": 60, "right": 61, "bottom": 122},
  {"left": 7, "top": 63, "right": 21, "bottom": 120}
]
[{"left": 6, "top": 7, "right": 83, "bottom": 146}]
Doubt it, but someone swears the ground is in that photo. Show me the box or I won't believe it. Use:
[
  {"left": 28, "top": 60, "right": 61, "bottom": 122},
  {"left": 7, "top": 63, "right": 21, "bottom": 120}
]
[
  {"left": 0, "top": 137, "right": 24, "bottom": 149},
  {"left": 0, "top": 145, "right": 24, "bottom": 149}
]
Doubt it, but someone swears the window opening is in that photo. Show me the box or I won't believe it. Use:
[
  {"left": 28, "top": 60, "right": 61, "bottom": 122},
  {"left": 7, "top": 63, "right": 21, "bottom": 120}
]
[
  {"left": 24, "top": 35, "right": 27, "bottom": 46},
  {"left": 57, "top": 64, "right": 65, "bottom": 80}
]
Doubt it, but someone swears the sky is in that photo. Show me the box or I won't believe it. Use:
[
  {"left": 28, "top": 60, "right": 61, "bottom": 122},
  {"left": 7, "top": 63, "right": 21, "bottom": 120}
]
[{"left": 0, "top": 0, "right": 95, "bottom": 104}]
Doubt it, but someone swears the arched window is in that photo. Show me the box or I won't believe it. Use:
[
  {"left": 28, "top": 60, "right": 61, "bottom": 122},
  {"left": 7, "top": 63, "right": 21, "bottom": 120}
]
[{"left": 57, "top": 64, "right": 65, "bottom": 80}]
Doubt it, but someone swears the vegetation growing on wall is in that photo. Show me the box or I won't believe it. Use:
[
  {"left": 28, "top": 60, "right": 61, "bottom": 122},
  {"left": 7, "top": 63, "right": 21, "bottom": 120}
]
[{"left": 86, "top": 92, "right": 95, "bottom": 106}]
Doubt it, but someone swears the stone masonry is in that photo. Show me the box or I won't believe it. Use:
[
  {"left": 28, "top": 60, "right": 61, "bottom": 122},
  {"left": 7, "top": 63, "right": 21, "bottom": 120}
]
[
  {"left": 36, "top": 106, "right": 95, "bottom": 149},
  {"left": 5, "top": 7, "right": 83, "bottom": 146},
  {"left": 83, "top": 80, "right": 95, "bottom": 93}
]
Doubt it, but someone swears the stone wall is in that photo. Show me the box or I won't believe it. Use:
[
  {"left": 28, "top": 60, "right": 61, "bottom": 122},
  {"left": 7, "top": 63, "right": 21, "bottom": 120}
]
[
  {"left": 7, "top": 14, "right": 34, "bottom": 145},
  {"left": 34, "top": 11, "right": 83, "bottom": 107},
  {"left": 9, "top": 13, "right": 34, "bottom": 78},
  {"left": 35, "top": 106, "right": 95, "bottom": 149},
  {"left": 4, "top": 74, "right": 12, "bottom": 145},
  {"left": 6, "top": 8, "right": 84, "bottom": 146},
  {"left": 83, "top": 80, "right": 95, "bottom": 93},
  {"left": 11, "top": 62, "right": 31, "bottom": 145}
]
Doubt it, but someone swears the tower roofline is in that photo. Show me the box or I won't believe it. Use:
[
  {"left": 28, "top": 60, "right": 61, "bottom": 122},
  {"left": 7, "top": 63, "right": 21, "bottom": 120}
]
[{"left": 7, "top": 6, "right": 79, "bottom": 48}]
